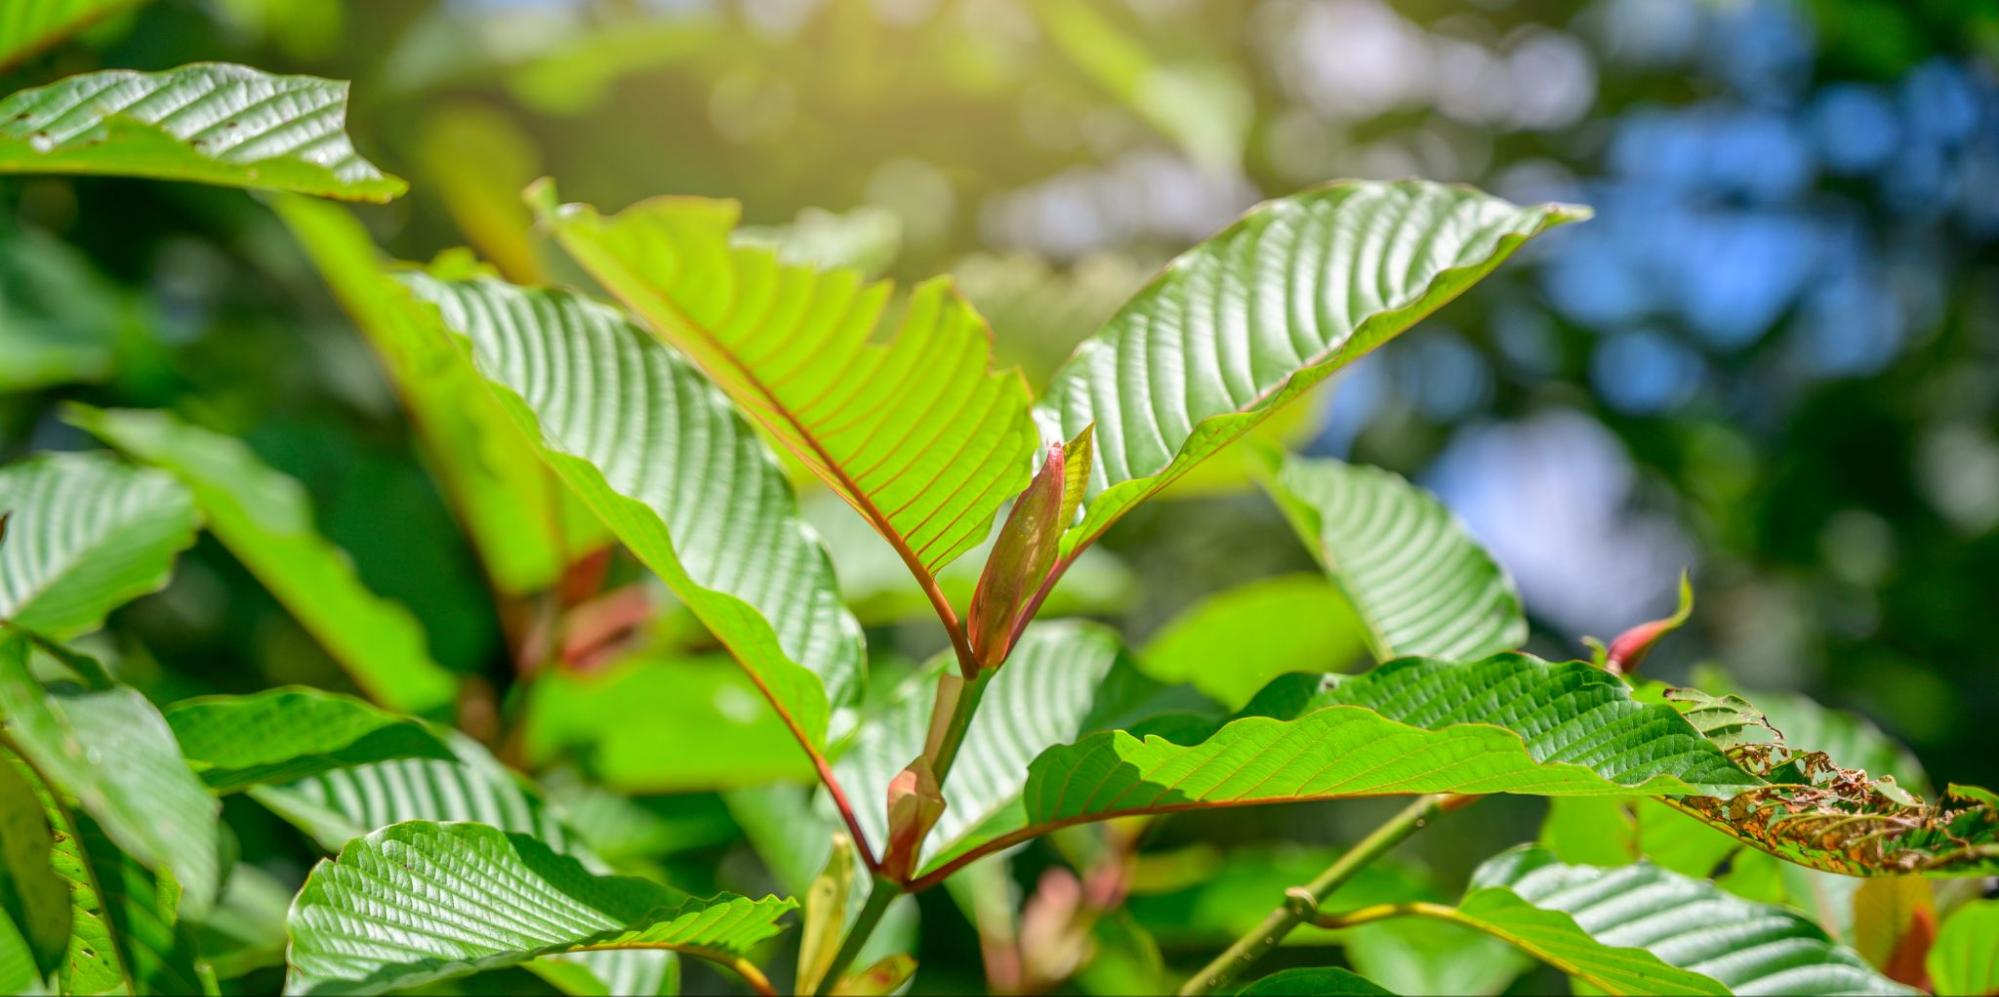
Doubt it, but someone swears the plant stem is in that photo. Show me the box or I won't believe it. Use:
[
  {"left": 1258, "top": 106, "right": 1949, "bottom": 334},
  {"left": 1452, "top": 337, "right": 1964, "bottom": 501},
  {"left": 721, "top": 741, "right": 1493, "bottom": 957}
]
[
  {"left": 1176, "top": 794, "right": 1454, "bottom": 996},
  {"left": 813, "top": 874, "right": 901, "bottom": 997},
  {"left": 923, "top": 669, "right": 992, "bottom": 788}
]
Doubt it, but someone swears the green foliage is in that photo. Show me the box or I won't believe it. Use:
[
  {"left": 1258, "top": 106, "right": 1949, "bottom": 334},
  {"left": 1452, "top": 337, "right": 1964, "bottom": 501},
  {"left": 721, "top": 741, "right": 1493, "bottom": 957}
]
[
  {"left": 285, "top": 820, "right": 793, "bottom": 995},
  {"left": 0, "top": 0, "right": 147, "bottom": 69},
  {"left": 1139, "top": 574, "right": 1366, "bottom": 709},
  {"left": 72, "top": 406, "right": 459, "bottom": 715},
  {"left": 1262, "top": 453, "right": 1527, "bottom": 661},
  {"left": 535, "top": 183, "right": 1040, "bottom": 581},
  {"left": 0, "top": 64, "right": 404, "bottom": 199},
  {"left": 0, "top": 453, "right": 196, "bottom": 639},
  {"left": 404, "top": 270, "right": 867, "bottom": 748},
  {"left": 1238, "top": 967, "right": 1395, "bottom": 995},
  {"left": 0, "top": 633, "right": 220, "bottom": 916},
  {"left": 1038, "top": 181, "right": 1586, "bottom": 556},
  {"left": 1420, "top": 847, "right": 1910, "bottom": 995},
  {"left": 1928, "top": 898, "right": 1999, "bottom": 996},
  {"left": 4, "top": 20, "right": 1995, "bottom": 992}
]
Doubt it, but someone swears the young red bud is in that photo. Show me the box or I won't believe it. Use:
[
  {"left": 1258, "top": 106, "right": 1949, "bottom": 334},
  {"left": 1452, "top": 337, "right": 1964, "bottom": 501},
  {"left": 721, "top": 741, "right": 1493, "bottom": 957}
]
[
  {"left": 967, "top": 442, "right": 1068, "bottom": 669},
  {"left": 880, "top": 757, "right": 945, "bottom": 883},
  {"left": 1604, "top": 573, "right": 1694, "bottom": 676}
]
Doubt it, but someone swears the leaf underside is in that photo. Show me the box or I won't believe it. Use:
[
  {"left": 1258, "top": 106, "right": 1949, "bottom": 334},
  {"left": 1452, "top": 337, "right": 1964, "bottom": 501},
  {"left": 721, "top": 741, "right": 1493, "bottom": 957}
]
[
  {"left": 1038, "top": 180, "right": 1588, "bottom": 552},
  {"left": 1265, "top": 453, "right": 1526, "bottom": 661},
  {"left": 538, "top": 189, "right": 1040, "bottom": 578},
  {"left": 0, "top": 64, "right": 406, "bottom": 200},
  {"left": 405, "top": 271, "right": 866, "bottom": 747},
  {"left": 284, "top": 820, "right": 794, "bottom": 996},
  {"left": 1448, "top": 847, "right": 1908, "bottom": 995},
  {"left": 0, "top": 451, "right": 197, "bottom": 639}
]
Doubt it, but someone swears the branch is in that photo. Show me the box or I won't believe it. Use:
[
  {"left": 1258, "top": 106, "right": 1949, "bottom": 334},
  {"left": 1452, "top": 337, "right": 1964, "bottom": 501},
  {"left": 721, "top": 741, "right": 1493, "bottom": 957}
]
[{"left": 1176, "top": 794, "right": 1458, "bottom": 996}]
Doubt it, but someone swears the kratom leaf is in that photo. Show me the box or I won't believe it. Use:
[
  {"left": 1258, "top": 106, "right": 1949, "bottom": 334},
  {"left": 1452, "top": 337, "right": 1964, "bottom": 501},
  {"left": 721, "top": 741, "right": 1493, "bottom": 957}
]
[
  {"left": 838, "top": 621, "right": 1175, "bottom": 868},
  {"left": 1654, "top": 687, "right": 1999, "bottom": 876},
  {"left": 284, "top": 820, "right": 795, "bottom": 995},
  {"left": 1139, "top": 574, "right": 1367, "bottom": 710},
  {"left": 0, "top": 0, "right": 147, "bottom": 69},
  {"left": 0, "top": 749, "right": 68, "bottom": 981},
  {"left": 1415, "top": 846, "right": 1912, "bottom": 995},
  {"left": 1240, "top": 967, "right": 1396, "bottom": 996},
  {"left": 1927, "top": 898, "right": 1999, "bottom": 996},
  {"left": 522, "top": 653, "right": 812, "bottom": 792},
  {"left": 179, "top": 690, "right": 666, "bottom": 997},
  {"left": 918, "top": 654, "right": 1755, "bottom": 880},
  {"left": 1262, "top": 453, "right": 1526, "bottom": 661},
  {"left": 71, "top": 406, "right": 459, "bottom": 715},
  {"left": 163, "top": 687, "right": 454, "bottom": 792},
  {"left": 59, "top": 814, "right": 205, "bottom": 996},
  {"left": 0, "top": 64, "right": 405, "bottom": 200},
  {"left": 1039, "top": 181, "right": 1586, "bottom": 556},
  {"left": 273, "top": 194, "right": 603, "bottom": 596},
  {"left": 0, "top": 633, "right": 221, "bottom": 915},
  {"left": 0, "top": 225, "right": 138, "bottom": 394},
  {"left": 534, "top": 183, "right": 1040, "bottom": 580},
  {"left": 14, "top": 747, "right": 205, "bottom": 997},
  {"left": 0, "top": 452, "right": 197, "bottom": 639},
  {"left": 1538, "top": 797, "right": 1789, "bottom": 907},
  {"left": 404, "top": 271, "right": 866, "bottom": 748},
  {"left": 248, "top": 727, "right": 575, "bottom": 855}
]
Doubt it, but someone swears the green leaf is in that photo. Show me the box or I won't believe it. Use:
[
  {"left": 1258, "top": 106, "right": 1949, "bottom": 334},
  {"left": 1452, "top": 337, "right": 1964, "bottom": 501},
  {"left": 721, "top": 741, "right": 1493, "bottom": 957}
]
[
  {"left": 0, "top": 64, "right": 405, "bottom": 200},
  {"left": 0, "top": 0, "right": 147, "bottom": 69},
  {"left": 59, "top": 814, "right": 205, "bottom": 996},
  {"left": 1139, "top": 574, "right": 1367, "bottom": 710},
  {"left": 247, "top": 727, "right": 575, "bottom": 855},
  {"left": 163, "top": 687, "right": 455, "bottom": 792},
  {"left": 0, "top": 226, "right": 138, "bottom": 394},
  {"left": 522, "top": 653, "right": 812, "bottom": 792},
  {"left": 284, "top": 820, "right": 795, "bottom": 996},
  {"left": 6, "top": 731, "right": 205, "bottom": 997},
  {"left": 0, "top": 633, "right": 220, "bottom": 916},
  {"left": 1538, "top": 797, "right": 1789, "bottom": 905},
  {"left": 0, "top": 452, "right": 197, "bottom": 639},
  {"left": 920, "top": 654, "right": 1755, "bottom": 879},
  {"left": 178, "top": 690, "right": 667, "bottom": 997},
  {"left": 839, "top": 621, "right": 1177, "bottom": 869},
  {"left": 1239, "top": 968, "right": 1395, "bottom": 996},
  {"left": 535, "top": 183, "right": 1040, "bottom": 580},
  {"left": 404, "top": 271, "right": 866, "bottom": 748},
  {"left": 1262, "top": 453, "right": 1526, "bottom": 661},
  {"left": 1927, "top": 898, "right": 1999, "bottom": 996},
  {"left": 1426, "top": 847, "right": 1911, "bottom": 995},
  {"left": 0, "top": 749, "right": 68, "bottom": 981},
  {"left": 272, "top": 194, "right": 604, "bottom": 596},
  {"left": 1039, "top": 181, "right": 1586, "bottom": 555},
  {"left": 70, "top": 407, "right": 459, "bottom": 715}
]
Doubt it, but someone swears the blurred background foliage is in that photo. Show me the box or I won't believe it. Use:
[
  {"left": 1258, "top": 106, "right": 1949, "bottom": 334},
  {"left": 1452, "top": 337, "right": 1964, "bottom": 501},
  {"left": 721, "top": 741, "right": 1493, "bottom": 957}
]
[{"left": 4, "top": 0, "right": 1998, "bottom": 991}]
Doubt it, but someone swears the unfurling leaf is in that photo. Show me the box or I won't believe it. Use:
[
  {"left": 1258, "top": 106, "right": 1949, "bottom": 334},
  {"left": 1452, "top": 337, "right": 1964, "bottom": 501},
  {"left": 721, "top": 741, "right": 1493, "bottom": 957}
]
[
  {"left": 882, "top": 758, "right": 946, "bottom": 883},
  {"left": 1600, "top": 571, "right": 1694, "bottom": 675},
  {"left": 968, "top": 441, "right": 1071, "bottom": 669}
]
